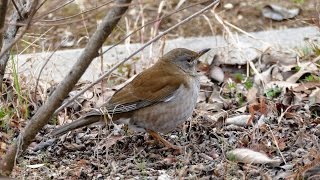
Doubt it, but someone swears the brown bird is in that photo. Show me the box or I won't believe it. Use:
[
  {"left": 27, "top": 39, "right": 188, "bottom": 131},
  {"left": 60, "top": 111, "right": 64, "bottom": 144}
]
[{"left": 51, "top": 48, "right": 210, "bottom": 150}]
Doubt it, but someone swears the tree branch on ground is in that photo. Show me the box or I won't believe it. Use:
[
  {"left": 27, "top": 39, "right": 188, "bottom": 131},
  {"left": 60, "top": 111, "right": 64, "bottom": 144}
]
[{"left": 0, "top": 0, "right": 132, "bottom": 176}]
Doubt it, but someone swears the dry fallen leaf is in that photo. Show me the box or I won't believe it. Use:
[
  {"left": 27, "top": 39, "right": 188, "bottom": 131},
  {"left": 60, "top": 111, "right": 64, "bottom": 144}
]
[
  {"left": 209, "top": 66, "right": 224, "bottom": 82},
  {"left": 293, "top": 81, "right": 320, "bottom": 92},
  {"left": 227, "top": 148, "right": 282, "bottom": 166},
  {"left": 309, "top": 88, "right": 320, "bottom": 105},
  {"left": 254, "top": 65, "right": 284, "bottom": 86},
  {"left": 286, "top": 62, "right": 318, "bottom": 83},
  {"left": 105, "top": 135, "right": 125, "bottom": 149},
  {"left": 262, "top": 4, "right": 300, "bottom": 21},
  {"left": 225, "top": 115, "right": 251, "bottom": 127}
]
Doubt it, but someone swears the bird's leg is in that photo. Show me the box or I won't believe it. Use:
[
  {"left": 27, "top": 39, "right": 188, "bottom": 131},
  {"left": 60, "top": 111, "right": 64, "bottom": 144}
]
[{"left": 147, "top": 130, "right": 182, "bottom": 152}]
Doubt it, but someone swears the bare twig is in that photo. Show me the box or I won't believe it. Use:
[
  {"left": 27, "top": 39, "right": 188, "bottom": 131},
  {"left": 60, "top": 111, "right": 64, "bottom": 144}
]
[
  {"left": 33, "top": 0, "right": 75, "bottom": 20},
  {"left": 11, "top": 0, "right": 23, "bottom": 19},
  {"left": 55, "top": 0, "right": 220, "bottom": 114},
  {"left": 267, "top": 125, "right": 287, "bottom": 164},
  {"left": 11, "top": 10, "right": 104, "bottom": 26},
  {"left": 33, "top": 43, "right": 61, "bottom": 103},
  {"left": 213, "top": 12, "right": 266, "bottom": 89},
  {"left": 34, "top": 0, "right": 114, "bottom": 23},
  {"left": 0, "top": 0, "right": 8, "bottom": 49},
  {"left": 0, "top": 0, "right": 39, "bottom": 60},
  {"left": 18, "top": 26, "right": 53, "bottom": 55}
]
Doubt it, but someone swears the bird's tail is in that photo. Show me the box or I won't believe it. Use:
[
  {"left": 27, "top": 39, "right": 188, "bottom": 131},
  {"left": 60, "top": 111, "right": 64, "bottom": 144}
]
[{"left": 51, "top": 115, "right": 103, "bottom": 137}]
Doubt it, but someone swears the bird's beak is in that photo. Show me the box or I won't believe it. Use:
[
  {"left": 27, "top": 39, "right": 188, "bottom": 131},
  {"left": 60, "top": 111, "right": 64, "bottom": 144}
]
[{"left": 197, "top": 48, "right": 211, "bottom": 58}]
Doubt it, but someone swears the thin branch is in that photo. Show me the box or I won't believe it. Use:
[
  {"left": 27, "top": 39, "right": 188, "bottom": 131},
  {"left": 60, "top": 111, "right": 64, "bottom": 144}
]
[
  {"left": 33, "top": 43, "right": 61, "bottom": 102},
  {"left": 11, "top": 0, "right": 23, "bottom": 19},
  {"left": 54, "top": 0, "right": 220, "bottom": 114},
  {"left": 33, "top": 0, "right": 75, "bottom": 20},
  {"left": 0, "top": 1, "right": 39, "bottom": 60},
  {"left": 8, "top": 10, "right": 102, "bottom": 27},
  {"left": 35, "top": 0, "right": 115, "bottom": 22}
]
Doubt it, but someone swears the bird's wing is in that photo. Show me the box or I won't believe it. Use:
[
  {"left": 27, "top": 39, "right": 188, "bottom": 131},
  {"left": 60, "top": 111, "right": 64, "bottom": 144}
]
[{"left": 100, "top": 67, "right": 188, "bottom": 114}]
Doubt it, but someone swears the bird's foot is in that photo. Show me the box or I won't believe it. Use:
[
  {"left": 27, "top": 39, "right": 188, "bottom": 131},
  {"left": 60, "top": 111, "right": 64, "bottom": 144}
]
[{"left": 147, "top": 129, "right": 183, "bottom": 154}]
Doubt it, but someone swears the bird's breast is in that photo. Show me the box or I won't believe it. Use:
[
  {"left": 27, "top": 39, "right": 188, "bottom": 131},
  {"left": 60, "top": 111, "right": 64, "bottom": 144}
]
[{"left": 130, "top": 76, "right": 200, "bottom": 133}]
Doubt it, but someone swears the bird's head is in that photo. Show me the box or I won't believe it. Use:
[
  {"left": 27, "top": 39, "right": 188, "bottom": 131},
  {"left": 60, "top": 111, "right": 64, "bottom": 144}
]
[{"left": 161, "top": 48, "right": 210, "bottom": 74}]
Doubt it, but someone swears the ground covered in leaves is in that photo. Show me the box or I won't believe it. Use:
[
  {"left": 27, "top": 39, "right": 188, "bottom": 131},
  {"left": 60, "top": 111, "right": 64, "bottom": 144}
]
[
  {"left": 8, "top": 46, "right": 320, "bottom": 178},
  {"left": 1, "top": 0, "right": 320, "bottom": 179},
  {"left": 12, "top": 104, "right": 320, "bottom": 179}
]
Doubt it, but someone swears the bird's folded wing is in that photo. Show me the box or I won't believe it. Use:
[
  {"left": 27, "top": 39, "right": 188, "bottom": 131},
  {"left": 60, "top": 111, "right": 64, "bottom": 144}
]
[{"left": 100, "top": 69, "right": 188, "bottom": 114}]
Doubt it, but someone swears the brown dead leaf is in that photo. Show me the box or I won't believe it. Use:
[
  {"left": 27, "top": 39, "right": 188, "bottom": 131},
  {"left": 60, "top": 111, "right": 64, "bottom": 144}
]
[
  {"left": 276, "top": 137, "right": 287, "bottom": 151},
  {"left": 293, "top": 81, "right": 320, "bottom": 92},
  {"left": 105, "top": 135, "right": 125, "bottom": 149},
  {"left": 161, "top": 156, "right": 177, "bottom": 164},
  {"left": 63, "top": 143, "right": 86, "bottom": 151}
]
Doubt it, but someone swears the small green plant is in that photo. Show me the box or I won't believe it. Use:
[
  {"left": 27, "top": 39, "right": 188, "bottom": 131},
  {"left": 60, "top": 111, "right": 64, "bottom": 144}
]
[
  {"left": 234, "top": 73, "right": 244, "bottom": 83},
  {"left": 309, "top": 42, "right": 320, "bottom": 56},
  {"left": 305, "top": 74, "right": 314, "bottom": 82},
  {"left": 304, "top": 74, "right": 320, "bottom": 82},
  {"left": 136, "top": 160, "right": 148, "bottom": 177},
  {"left": 0, "top": 107, "right": 13, "bottom": 129},
  {"left": 311, "top": 111, "right": 318, "bottom": 118},
  {"left": 50, "top": 116, "right": 59, "bottom": 125},
  {"left": 293, "top": 65, "right": 301, "bottom": 72},
  {"left": 0, "top": 107, "right": 6, "bottom": 119},
  {"left": 244, "top": 79, "right": 253, "bottom": 90},
  {"left": 266, "top": 86, "right": 282, "bottom": 99},
  {"left": 11, "top": 55, "right": 22, "bottom": 104},
  {"left": 236, "top": 93, "right": 245, "bottom": 106},
  {"left": 11, "top": 55, "right": 30, "bottom": 119},
  {"left": 227, "top": 152, "right": 237, "bottom": 162},
  {"left": 296, "top": 42, "right": 320, "bottom": 58},
  {"left": 233, "top": 73, "right": 253, "bottom": 90},
  {"left": 227, "top": 81, "right": 236, "bottom": 90}
]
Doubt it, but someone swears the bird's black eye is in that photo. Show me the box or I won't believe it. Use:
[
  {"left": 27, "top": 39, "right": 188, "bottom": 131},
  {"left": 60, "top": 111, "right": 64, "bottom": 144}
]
[{"left": 186, "top": 57, "right": 193, "bottom": 64}]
